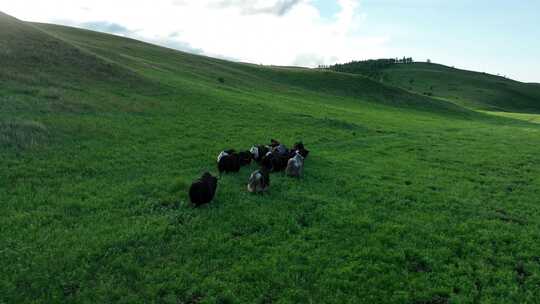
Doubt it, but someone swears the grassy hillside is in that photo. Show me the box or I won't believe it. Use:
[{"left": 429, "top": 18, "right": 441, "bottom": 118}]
[
  {"left": 2, "top": 13, "right": 540, "bottom": 303},
  {"left": 35, "top": 23, "right": 469, "bottom": 116},
  {"left": 0, "top": 12, "right": 161, "bottom": 150},
  {"left": 381, "top": 62, "right": 540, "bottom": 113},
  {"left": 327, "top": 60, "right": 540, "bottom": 113}
]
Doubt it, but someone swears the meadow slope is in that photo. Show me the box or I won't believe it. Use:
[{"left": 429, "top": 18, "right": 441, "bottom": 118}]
[
  {"left": 381, "top": 62, "right": 540, "bottom": 113},
  {"left": 2, "top": 13, "right": 540, "bottom": 303}
]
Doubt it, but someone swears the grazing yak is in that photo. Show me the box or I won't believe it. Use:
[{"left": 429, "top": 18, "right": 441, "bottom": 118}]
[
  {"left": 286, "top": 151, "right": 304, "bottom": 177},
  {"left": 217, "top": 150, "right": 240, "bottom": 174},
  {"left": 270, "top": 139, "right": 288, "bottom": 157},
  {"left": 247, "top": 168, "right": 270, "bottom": 193},
  {"left": 293, "top": 142, "right": 310, "bottom": 159},
  {"left": 250, "top": 145, "right": 270, "bottom": 163},
  {"left": 217, "top": 149, "right": 252, "bottom": 174},
  {"left": 237, "top": 151, "right": 253, "bottom": 166},
  {"left": 189, "top": 172, "right": 218, "bottom": 206},
  {"left": 217, "top": 149, "right": 236, "bottom": 162},
  {"left": 261, "top": 151, "right": 289, "bottom": 172}
]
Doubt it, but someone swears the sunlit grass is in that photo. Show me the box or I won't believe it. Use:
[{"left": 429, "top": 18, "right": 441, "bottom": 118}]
[{"left": 482, "top": 111, "right": 540, "bottom": 124}]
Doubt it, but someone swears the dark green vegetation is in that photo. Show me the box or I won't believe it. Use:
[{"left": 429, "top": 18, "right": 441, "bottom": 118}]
[
  {"left": 2, "top": 12, "right": 540, "bottom": 303},
  {"left": 324, "top": 58, "right": 396, "bottom": 79}
]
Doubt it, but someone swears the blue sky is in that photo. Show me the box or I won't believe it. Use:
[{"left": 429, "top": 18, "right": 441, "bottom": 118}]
[
  {"left": 312, "top": 0, "right": 341, "bottom": 19},
  {"left": 1, "top": 0, "right": 539, "bottom": 82}
]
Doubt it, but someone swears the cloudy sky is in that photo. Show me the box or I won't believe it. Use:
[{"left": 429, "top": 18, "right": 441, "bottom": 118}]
[{"left": 1, "top": 0, "right": 539, "bottom": 82}]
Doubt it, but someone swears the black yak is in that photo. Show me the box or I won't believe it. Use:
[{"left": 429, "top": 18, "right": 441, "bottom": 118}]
[
  {"left": 247, "top": 168, "right": 270, "bottom": 193},
  {"left": 238, "top": 151, "right": 253, "bottom": 166},
  {"left": 217, "top": 149, "right": 252, "bottom": 174},
  {"left": 261, "top": 151, "right": 289, "bottom": 172},
  {"left": 293, "top": 142, "right": 310, "bottom": 159},
  {"left": 217, "top": 150, "right": 241, "bottom": 174},
  {"left": 189, "top": 172, "right": 218, "bottom": 206}
]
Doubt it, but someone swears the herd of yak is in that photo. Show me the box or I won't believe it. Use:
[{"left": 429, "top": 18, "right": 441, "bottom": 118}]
[{"left": 188, "top": 139, "right": 310, "bottom": 206}]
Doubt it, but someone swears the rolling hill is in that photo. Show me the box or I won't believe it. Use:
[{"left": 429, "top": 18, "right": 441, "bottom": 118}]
[
  {"left": 327, "top": 60, "right": 540, "bottom": 113},
  {"left": 2, "top": 12, "right": 540, "bottom": 303},
  {"left": 383, "top": 62, "right": 540, "bottom": 113}
]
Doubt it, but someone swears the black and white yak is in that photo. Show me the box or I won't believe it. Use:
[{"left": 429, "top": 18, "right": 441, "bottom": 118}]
[
  {"left": 247, "top": 168, "right": 270, "bottom": 193},
  {"left": 286, "top": 151, "right": 305, "bottom": 177},
  {"left": 217, "top": 149, "right": 252, "bottom": 174},
  {"left": 250, "top": 145, "right": 270, "bottom": 164}
]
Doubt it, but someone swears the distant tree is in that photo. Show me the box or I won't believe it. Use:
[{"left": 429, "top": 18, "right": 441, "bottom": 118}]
[
  {"left": 427, "top": 59, "right": 432, "bottom": 64},
  {"left": 218, "top": 77, "right": 225, "bottom": 84},
  {"left": 325, "top": 58, "right": 396, "bottom": 79}
]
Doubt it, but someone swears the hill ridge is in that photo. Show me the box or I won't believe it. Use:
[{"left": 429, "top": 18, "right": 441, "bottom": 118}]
[
  {"left": 327, "top": 60, "right": 540, "bottom": 113},
  {"left": 31, "top": 20, "right": 472, "bottom": 118},
  {"left": 0, "top": 11, "right": 152, "bottom": 90}
]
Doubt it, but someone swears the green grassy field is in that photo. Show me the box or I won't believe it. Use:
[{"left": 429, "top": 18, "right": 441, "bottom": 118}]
[{"left": 2, "top": 12, "right": 540, "bottom": 303}]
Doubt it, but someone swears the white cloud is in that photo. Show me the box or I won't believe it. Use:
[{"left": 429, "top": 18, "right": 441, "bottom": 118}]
[
  {"left": 210, "top": 0, "right": 302, "bottom": 16},
  {"left": 0, "top": 0, "right": 389, "bottom": 66}
]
